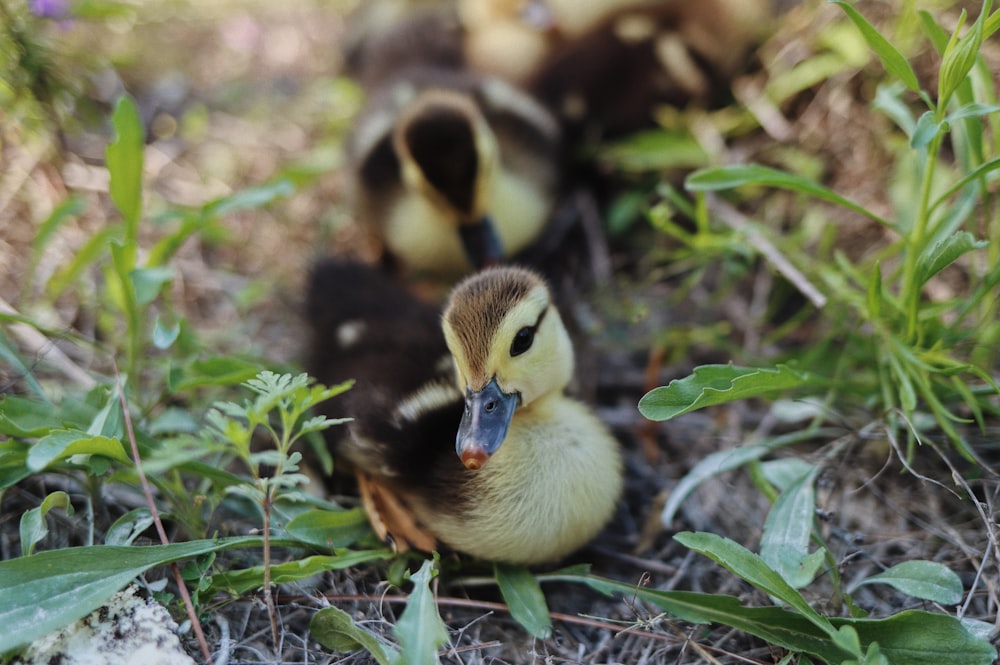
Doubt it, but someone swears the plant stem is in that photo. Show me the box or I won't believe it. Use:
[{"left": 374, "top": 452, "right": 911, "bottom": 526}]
[
  {"left": 115, "top": 370, "right": 214, "bottom": 664},
  {"left": 262, "top": 485, "right": 280, "bottom": 649},
  {"left": 903, "top": 129, "right": 944, "bottom": 343}
]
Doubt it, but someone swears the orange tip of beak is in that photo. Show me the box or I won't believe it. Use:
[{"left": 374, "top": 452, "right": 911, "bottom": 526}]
[{"left": 460, "top": 446, "right": 490, "bottom": 470}]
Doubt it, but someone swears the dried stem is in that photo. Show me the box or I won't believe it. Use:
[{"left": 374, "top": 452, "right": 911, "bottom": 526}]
[{"left": 115, "top": 369, "right": 214, "bottom": 665}]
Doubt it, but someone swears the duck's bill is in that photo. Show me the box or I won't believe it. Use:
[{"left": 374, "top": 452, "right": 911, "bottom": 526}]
[
  {"left": 456, "top": 376, "right": 518, "bottom": 470},
  {"left": 458, "top": 215, "right": 504, "bottom": 269}
]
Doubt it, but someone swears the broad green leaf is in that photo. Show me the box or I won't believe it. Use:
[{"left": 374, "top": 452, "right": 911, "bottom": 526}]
[
  {"left": 20, "top": 491, "right": 74, "bottom": 556},
  {"left": 660, "top": 429, "right": 837, "bottom": 526},
  {"left": 759, "top": 466, "right": 826, "bottom": 589},
  {"left": 393, "top": 559, "right": 448, "bottom": 665},
  {"left": 685, "top": 164, "right": 894, "bottom": 229},
  {"left": 27, "top": 429, "right": 130, "bottom": 471},
  {"left": 311, "top": 606, "right": 398, "bottom": 665},
  {"left": 284, "top": 508, "right": 375, "bottom": 550},
  {"left": 130, "top": 266, "right": 174, "bottom": 306},
  {"left": 916, "top": 231, "right": 987, "bottom": 286},
  {"left": 550, "top": 572, "right": 997, "bottom": 664},
  {"left": 0, "top": 440, "right": 31, "bottom": 490},
  {"left": 675, "top": 531, "right": 834, "bottom": 634},
  {"left": 208, "top": 552, "right": 390, "bottom": 596},
  {"left": 639, "top": 363, "right": 817, "bottom": 421},
  {"left": 104, "top": 508, "right": 155, "bottom": 546},
  {"left": 832, "top": 1, "right": 921, "bottom": 93},
  {"left": 105, "top": 96, "right": 144, "bottom": 230},
  {"left": 0, "top": 395, "right": 67, "bottom": 436},
  {"left": 856, "top": 560, "right": 964, "bottom": 605},
  {"left": 0, "top": 536, "right": 266, "bottom": 653},
  {"left": 494, "top": 563, "right": 552, "bottom": 639}
]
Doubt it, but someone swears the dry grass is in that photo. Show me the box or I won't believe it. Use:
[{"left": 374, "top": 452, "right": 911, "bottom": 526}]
[{"left": 1, "top": 0, "right": 998, "bottom": 663}]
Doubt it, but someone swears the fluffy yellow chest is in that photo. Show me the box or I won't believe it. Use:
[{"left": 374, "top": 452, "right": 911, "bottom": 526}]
[
  {"left": 414, "top": 396, "right": 623, "bottom": 564},
  {"left": 382, "top": 171, "right": 551, "bottom": 275}
]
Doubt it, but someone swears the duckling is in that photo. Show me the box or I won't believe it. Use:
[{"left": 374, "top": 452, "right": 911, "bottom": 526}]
[
  {"left": 347, "top": 67, "right": 562, "bottom": 276},
  {"left": 306, "top": 260, "right": 622, "bottom": 564},
  {"left": 525, "top": 0, "right": 772, "bottom": 141}
]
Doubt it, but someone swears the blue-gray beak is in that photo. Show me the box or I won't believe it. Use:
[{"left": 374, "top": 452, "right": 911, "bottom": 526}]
[
  {"left": 456, "top": 376, "right": 518, "bottom": 470},
  {"left": 458, "top": 215, "right": 504, "bottom": 269}
]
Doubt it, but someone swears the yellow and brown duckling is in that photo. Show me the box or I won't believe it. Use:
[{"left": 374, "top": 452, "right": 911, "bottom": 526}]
[
  {"left": 346, "top": 67, "right": 562, "bottom": 277},
  {"left": 306, "top": 260, "right": 622, "bottom": 564}
]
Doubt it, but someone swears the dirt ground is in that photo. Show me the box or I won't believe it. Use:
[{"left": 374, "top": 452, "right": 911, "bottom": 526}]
[{"left": 1, "top": 0, "right": 998, "bottom": 663}]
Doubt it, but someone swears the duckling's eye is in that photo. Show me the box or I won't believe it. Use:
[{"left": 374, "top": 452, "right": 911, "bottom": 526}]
[{"left": 510, "top": 326, "right": 535, "bottom": 356}]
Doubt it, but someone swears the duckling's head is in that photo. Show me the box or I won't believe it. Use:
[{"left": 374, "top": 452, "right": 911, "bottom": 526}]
[
  {"left": 393, "top": 88, "right": 504, "bottom": 268},
  {"left": 442, "top": 266, "right": 573, "bottom": 469}
]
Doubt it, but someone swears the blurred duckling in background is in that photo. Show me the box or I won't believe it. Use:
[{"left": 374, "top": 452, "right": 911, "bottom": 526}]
[
  {"left": 306, "top": 260, "right": 623, "bottom": 564},
  {"left": 525, "top": 0, "right": 773, "bottom": 140},
  {"left": 346, "top": 67, "right": 562, "bottom": 277}
]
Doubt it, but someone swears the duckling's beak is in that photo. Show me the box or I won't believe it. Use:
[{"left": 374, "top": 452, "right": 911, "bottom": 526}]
[
  {"left": 458, "top": 215, "right": 504, "bottom": 268},
  {"left": 456, "top": 376, "right": 518, "bottom": 470}
]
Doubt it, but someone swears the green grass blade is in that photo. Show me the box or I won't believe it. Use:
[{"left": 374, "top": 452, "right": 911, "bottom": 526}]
[
  {"left": 685, "top": 164, "right": 895, "bottom": 229},
  {"left": 494, "top": 563, "right": 552, "bottom": 639}
]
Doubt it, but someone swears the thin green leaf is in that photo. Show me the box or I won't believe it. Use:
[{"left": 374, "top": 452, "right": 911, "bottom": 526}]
[
  {"left": 759, "top": 466, "right": 826, "bottom": 589},
  {"left": 311, "top": 606, "right": 398, "bottom": 665},
  {"left": 284, "top": 508, "right": 375, "bottom": 550},
  {"left": 0, "top": 333, "right": 47, "bottom": 401},
  {"left": 19, "top": 491, "right": 74, "bottom": 556},
  {"left": 202, "top": 179, "right": 295, "bottom": 218},
  {"left": 916, "top": 231, "right": 987, "bottom": 285},
  {"left": 832, "top": 1, "right": 921, "bottom": 92},
  {"left": 855, "top": 560, "right": 964, "bottom": 605},
  {"left": 104, "top": 508, "right": 155, "bottom": 546},
  {"left": 685, "top": 164, "right": 895, "bottom": 229},
  {"left": 393, "top": 559, "right": 449, "bottom": 665},
  {"left": 550, "top": 571, "right": 998, "bottom": 665},
  {"left": 45, "top": 226, "right": 120, "bottom": 299},
  {"left": 639, "top": 363, "right": 818, "bottom": 421},
  {"left": 918, "top": 10, "right": 951, "bottom": 54},
  {"left": 494, "top": 563, "right": 552, "bottom": 639},
  {"left": 929, "top": 156, "right": 1000, "bottom": 215},
  {"left": 939, "top": 9, "right": 984, "bottom": 109},
  {"left": 0, "top": 536, "right": 266, "bottom": 653},
  {"left": 105, "top": 96, "right": 144, "bottom": 230},
  {"left": 674, "top": 531, "right": 835, "bottom": 635},
  {"left": 27, "top": 429, "right": 130, "bottom": 471},
  {"left": 208, "top": 552, "right": 390, "bottom": 596},
  {"left": 660, "top": 429, "right": 837, "bottom": 525}
]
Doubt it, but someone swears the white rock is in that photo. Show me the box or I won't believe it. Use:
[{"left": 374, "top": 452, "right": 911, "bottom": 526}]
[{"left": 14, "top": 585, "right": 196, "bottom": 665}]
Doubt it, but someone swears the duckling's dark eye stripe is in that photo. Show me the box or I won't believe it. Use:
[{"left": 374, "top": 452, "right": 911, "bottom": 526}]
[{"left": 510, "top": 306, "right": 549, "bottom": 357}]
